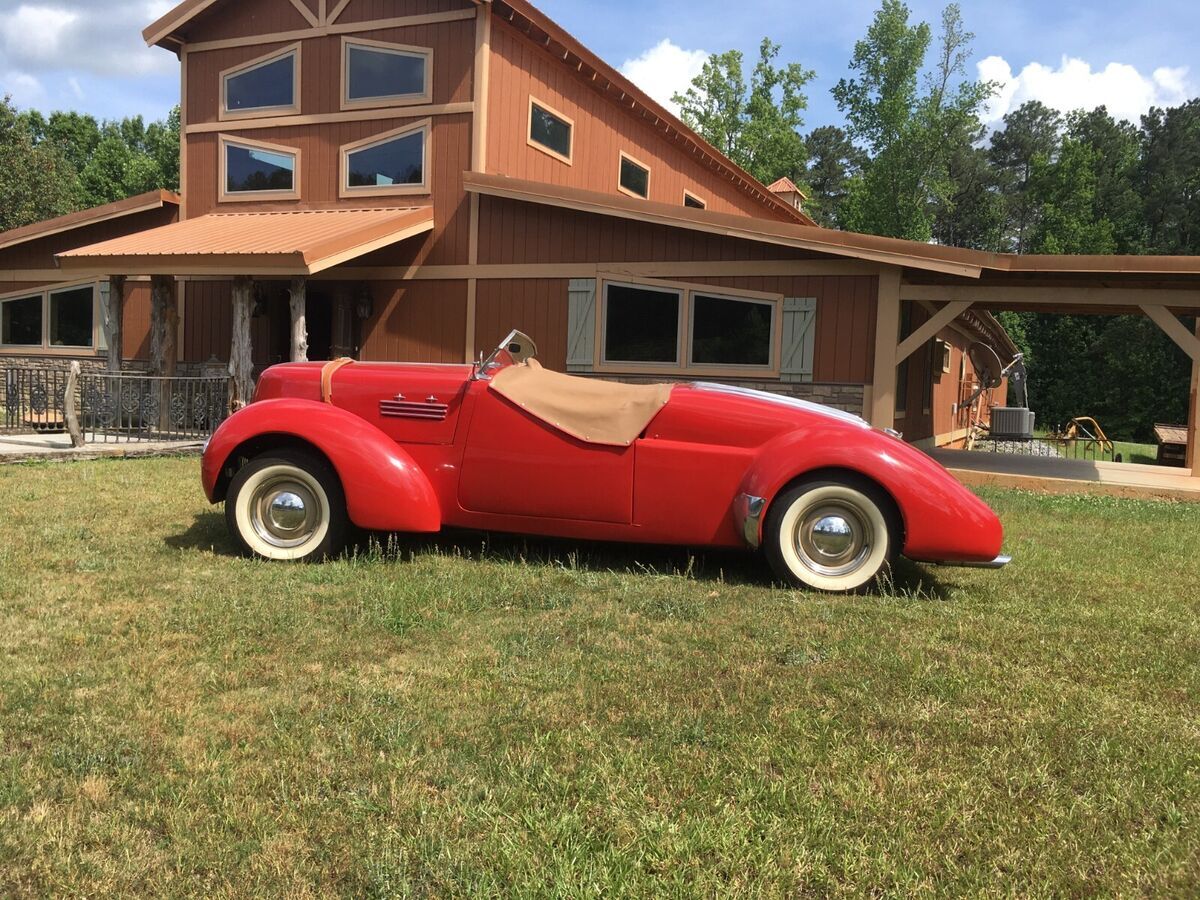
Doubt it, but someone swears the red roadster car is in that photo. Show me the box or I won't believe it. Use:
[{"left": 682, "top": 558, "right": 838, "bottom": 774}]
[{"left": 201, "top": 331, "right": 1008, "bottom": 593}]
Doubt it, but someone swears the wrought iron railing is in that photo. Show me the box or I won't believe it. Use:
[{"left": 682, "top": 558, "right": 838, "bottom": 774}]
[{"left": 2, "top": 367, "right": 230, "bottom": 443}]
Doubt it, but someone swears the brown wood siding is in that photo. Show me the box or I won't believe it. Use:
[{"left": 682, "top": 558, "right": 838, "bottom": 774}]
[
  {"left": 359, "top": 279, "right": 468, "bottom": 362},
  {"left": 0, "top": 206, "right": 178, "bottom": 270},
  {"left": 184, "top": 280, "right": 234, "bottom": 362},
  {"left": 184, "top": 19, "right": 475, "bottom": 127},
  {"left": 477, "top": 196, "right": 821, "bottom": 267},
  {"left": 180, "top": 0, "right": 314, "bottom": 44},
  {"left": 122, "top": 282, "right": 153, "bottom": 360},
  {"left": 487, "top": 23, "right": 786, "bottom": 222},
  {"left": 334, "top": 0, "right": 474, "bottom": 25},
  {"left": 474, "top": 278, "right": 570, "bottom": 369}
]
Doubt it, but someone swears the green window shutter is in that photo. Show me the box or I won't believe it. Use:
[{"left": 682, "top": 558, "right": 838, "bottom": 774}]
[
  {"left": 566, "top": 278, "right": 596, "bottom": 370},
  {"left": 780, "top": 297, "right": 817, "bottom": 383}
]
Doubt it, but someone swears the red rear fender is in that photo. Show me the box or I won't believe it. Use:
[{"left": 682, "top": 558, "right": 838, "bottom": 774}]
[{"left": 202, "top": 399, "right": 441, "bottom": 534}]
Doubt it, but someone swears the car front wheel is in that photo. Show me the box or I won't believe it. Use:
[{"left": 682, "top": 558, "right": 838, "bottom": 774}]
[
  {"left": 226, "top": 449, "right": 348, "bottom": 562},
  {"left": 764, "top": 476, "right": 899, "bottom": 593}
]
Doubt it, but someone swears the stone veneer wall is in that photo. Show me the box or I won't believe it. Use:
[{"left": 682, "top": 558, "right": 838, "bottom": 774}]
[{"left": 0, "top": 355, "right": 227, "bottom": 379}]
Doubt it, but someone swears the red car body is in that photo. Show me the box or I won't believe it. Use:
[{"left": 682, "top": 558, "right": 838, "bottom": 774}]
[{"left": 201, "top": 354, "right": 1005, "bottom": 569}]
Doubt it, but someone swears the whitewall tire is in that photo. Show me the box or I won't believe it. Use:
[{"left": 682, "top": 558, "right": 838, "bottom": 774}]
[
  {"left": 764, "top": 477, "right": 899, "bottom": 593},
  {"left": 225, "top": 450, "right": 348, "bottom": 562}
]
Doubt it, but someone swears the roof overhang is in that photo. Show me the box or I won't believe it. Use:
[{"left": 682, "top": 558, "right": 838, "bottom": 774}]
[
  {"left": 55, "top": 206, "right": 434, "bottom": 277},
  {"left": 0, "top": 191, "right": 180, "bottom": 253}
]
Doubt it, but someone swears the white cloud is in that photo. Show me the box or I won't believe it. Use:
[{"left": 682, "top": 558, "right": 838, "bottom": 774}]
[
  {"left": 979, "top": 54, "right": 1193, "bottom": 126},
  {"left": 0, "top": 69, "right": 45, "bottom": 105},
  {"left": 619, "top": 39, "right": 709, "bottom": 114}
]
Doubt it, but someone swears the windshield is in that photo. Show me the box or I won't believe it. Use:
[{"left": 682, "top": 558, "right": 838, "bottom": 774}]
[{"left": 476, "top": 329, "right": 538, "bottom": 379}]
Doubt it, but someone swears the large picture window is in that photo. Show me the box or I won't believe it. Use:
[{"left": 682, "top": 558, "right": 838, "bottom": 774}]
[
  {"left": 340, "top": 121, "right": 429, "bottom": 197},
  {"left": 528, "top": 97, "right": 573, "bottom": 164},
  {"left": 220, "top": 135, "right": 300, "bottom": 201},
  {"left": 1, "top": 283, "right": 101, "bottom": 352},
  {"left": 599, "top": 277, "right": 779, "bottom": 373},
  {"left": 221, "top": 45, "right": 300, "bottom": 119},
  {"left": 343, "top": 38, "right": 431, "bottom": 108}
]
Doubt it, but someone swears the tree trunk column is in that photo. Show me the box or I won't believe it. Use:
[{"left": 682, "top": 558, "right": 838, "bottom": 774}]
[
  {"left": 230, "top": 276, "right": 255, "bottom": 409},
  {"left": 289, "top": 277, "right": 308, "bottom": 363},
  {"left": 105, "top": 275, "right": 125, "bottom": 374},
  {"left": 870, "top": 268, "right": 902, "bottom": 429},
  {"left": 149, "top": 276, "right": 178, "bottom": 377}
]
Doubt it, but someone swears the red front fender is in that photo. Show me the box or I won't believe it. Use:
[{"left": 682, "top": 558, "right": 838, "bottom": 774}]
[
  {"left": 202, "top": 399, "right": 441, "bottom": 534},
  {"left": 738, "top": 423, "right": 1004, "bottom": 563}
]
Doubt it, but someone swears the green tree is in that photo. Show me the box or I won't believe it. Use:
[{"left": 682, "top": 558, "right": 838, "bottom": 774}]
[
  {"left": 803, "top": 125, "right": 866, "bottom": 228},
  {"left": 1028, "top": 137, "right": 1115, "bottom": 255},
  {"left": 988, "top": 100, "right": 1062, "bottom": 252},
  {"left": 932, "top": 120, "right": 1004, "bottom": 250},
  {"left": 1138, "top": 99, "right": 1200, "bottom": 255},
  {"left": 0, "top": 96, "right": 80, "bottom": 231},
  {"left": 674, "top": 38, "right": 814, "bottom": 186},
  {"left": 833, "top": 1, "right": 994, "bottom": 240}
]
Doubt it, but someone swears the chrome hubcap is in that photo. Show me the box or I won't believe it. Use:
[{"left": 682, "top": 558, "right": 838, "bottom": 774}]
[
  {"left": 795, "top": 503, "right": 871, "bottom": 577},
  {"left": 251, "top": 476, "right": 321, "bottom": 549}
]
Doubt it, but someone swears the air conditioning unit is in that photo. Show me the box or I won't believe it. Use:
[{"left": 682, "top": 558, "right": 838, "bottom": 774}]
[{"left": 990, "top": 407, "right": 1036, "bottom": 440}]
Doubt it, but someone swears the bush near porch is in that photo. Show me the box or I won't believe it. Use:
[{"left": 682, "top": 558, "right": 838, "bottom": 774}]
[{"left": 0, "top": 458, "right": 1198, "bottom": 896}]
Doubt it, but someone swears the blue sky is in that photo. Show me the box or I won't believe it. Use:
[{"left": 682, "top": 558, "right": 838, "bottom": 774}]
[{"left": 1, "top": 0, "right": 1197, "bottom": 128}]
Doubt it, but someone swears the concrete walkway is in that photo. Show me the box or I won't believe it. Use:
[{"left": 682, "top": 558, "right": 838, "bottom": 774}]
[
  {"left": 930, "top": 448, "right": 1200, "bottom": 502},
  {"left": 0, "top": 432, "right": 202, "bottom": 464}
]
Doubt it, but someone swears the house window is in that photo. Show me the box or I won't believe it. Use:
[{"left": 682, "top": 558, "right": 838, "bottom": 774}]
[
  {"left": 618, "top": 152, "right": 650, "bottom": 199},
  {"left": 1, "top": 295, "right": 42, "bottom": 346},
  {"left": 221, "top": 136, "right": 300, "bottom": 200},
  {"left": 528, "top": 98, "right": 573, "bottom": 164},
  {"left": 222, "top": 45, "right": 300, "bottom": 118},
  {"left": 599, "top": 277, "right": 779, "bottom": 373},
  {"left": 49, "top": 285, "right": 95, "bottom": 347},
  {"left": 603, "top": 283, "right": 682, "bottom": 365},
  {"left": 690, "top": 293, "right": 773, "bottom": 367},
  {"left": 343, "top": 38, "right": 431, "bottom": 108},
  {"left": 341, "top": 120, "right": 429, "bottom": 197},
  {"left": 683, "top": 191, "right": 706, "bottom": 209}
]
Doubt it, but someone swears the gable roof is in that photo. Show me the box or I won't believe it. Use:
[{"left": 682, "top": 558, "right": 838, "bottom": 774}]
[
  {"left": 767, "top": 176, "right": 805, "bottom": 198},
  {"left": 142, "top": 0, "right": 817, "bottom": 226},
  {"left": 0, "top": 190, "right": 180, "bottom": 253}
]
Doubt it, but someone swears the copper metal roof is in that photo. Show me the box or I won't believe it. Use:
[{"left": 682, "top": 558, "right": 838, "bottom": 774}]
[
  {"left": 0, "top": 190, "right": 180, "bottom": 252},
  {"left": 56, "top": 207, "right": 434, "bottom": 276}
]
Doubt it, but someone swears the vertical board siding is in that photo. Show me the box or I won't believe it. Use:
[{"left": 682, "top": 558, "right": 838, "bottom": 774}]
[
  {"left": 474, "top": 279, "right": 570, "bottom": 370},
  {"left": 184, "top": 281, "right": 234, "bottom": 362},
  {"left": 0, "top": 207, "right": 179, "bottom": 270},
  {"left": 180, "top": 0, "right": 313, "bottom": 44},
  {"left": 333, "top": 0, "right": 474, "bottom": 25},
  {"left": 360, "top": 279, "right": 468, "bottom": 362},
  {"left": 487, "top": 23, "right": 789, "bottom": 222},
  {"left": 122, "top": 283, "right": 153, "bottom": 360}
]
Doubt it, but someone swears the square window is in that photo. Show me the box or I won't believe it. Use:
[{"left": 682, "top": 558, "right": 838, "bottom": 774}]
[
  {"left": 529, "top": 99, "right": 572, "bottom": 163},
  {"left": 223, "top": 47, "right": 298, "bottom": 116},
  {"left": 603, "top": 283, "right": 680, "bottom": 364},
  {"left": 619, "top": 153, "right": 650, "bottom": 199},
  {"left": 345, "top": 40, "right": 429, "bottom": 105},
  {"left": 1, "top": 295, "right": 42, "bottom": 346},
  {"left": 690, "top": 293, "right": 773, "bottom": 367},
  {"left": 50, "top": 286, "right": 94, "bottom": 347},
  {"left": 223, "top": 138, "right": 298, "bottom": 197}
]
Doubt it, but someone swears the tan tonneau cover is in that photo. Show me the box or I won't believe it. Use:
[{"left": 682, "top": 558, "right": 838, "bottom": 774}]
[{"left": 489, "top": 359, "right": 672, "bottom": 446}]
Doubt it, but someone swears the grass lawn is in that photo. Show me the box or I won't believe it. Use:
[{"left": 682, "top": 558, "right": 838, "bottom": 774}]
[{"left": 1, "top": 457, "right": 1199, "bottom": 896}]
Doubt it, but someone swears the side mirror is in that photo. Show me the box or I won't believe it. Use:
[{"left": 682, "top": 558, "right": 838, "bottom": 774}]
[{"left": 500, "top": 330, "right": 538, "bottom": 365}]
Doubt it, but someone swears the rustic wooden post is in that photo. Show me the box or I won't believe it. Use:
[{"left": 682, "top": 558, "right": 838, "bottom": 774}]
[
  {"left": 331, "top": 286, "right": 353, "bottom": 358},
  {"left": 105, "top": 276, "right": 125, "bottom": 374},
  {"left": 230, "top": 276, "right": 255, "bottom": 409},
  {"left": 149, "top": 276, "right": 179, "bottom": 377},
  {"left": 64, "top": 361, "right": 84, "bottom": 448},
  {"left": 289, "top": 277, "right": 308, "bottom": 362}
]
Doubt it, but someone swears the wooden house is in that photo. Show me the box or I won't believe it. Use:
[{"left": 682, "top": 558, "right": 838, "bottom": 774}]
[{"left": 2, "top": 0, "right": 1198, "bottom": 467}]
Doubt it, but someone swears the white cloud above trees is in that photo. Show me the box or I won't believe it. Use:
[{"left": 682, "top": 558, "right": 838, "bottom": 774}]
[
  {"left": 978, "top": 55, "right": 1193, "bottom": 126},
  {"left": 619, "top": 39, "right": 709, "bottom": 114}
]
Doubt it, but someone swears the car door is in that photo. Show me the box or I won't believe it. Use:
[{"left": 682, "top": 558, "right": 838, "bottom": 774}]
[{"left": 458, "top": 383, "right": 635, "bottom": 524}]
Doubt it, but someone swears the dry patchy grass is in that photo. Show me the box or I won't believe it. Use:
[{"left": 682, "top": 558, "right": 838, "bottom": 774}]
[{"left": 0, "top": 457, "right": 1198, "bottom": 896}]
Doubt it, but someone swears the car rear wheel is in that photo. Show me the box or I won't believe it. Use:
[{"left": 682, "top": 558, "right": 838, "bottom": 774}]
[
  {"left": 226, "top": 449, "right": 347, "bottom": 562},
  {"left": 764, "top": 476, "right": 899, "bottom": 593}
]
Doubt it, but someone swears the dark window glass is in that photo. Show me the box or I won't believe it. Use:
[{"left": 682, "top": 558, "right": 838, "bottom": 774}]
[
  {"left": 50, "top": 286, "right": 94, "bottom": 347},
  {"left": 684, "top": 192, "right": 706, "bottom": 209},
  {"left": 530, "top": 103, "right": 571, "bottom": 159},
  {"left": 691, "top": 294, "right": 772, "bottom": 367},
  {"left": 619, "top": 156, "right": 649, "bottom": 198},
  {"left": 226, "top": 143, "right": 296, "bottom": 193},
  {"left": 1, "top": 296, "right": 42, "bottom": 346},
  {"left": 896, "top": 301, "right": 913, "bottom": 414},
  {"left": 347, "top": 130, "right": 425, "bottom": 188},
  {"left": 347, "top": 44, "right": 426, "bottom": 100},
  {"left": 604, "top": 284, "right": 679, "bottom": 363},
  {"left": 225, "top": 53, "right": 295, "bottom": 112}
]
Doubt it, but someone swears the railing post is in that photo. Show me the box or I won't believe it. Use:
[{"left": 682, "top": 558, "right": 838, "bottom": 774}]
[{"left": 64, "top": 362, "right": 84, "bottom": 448}]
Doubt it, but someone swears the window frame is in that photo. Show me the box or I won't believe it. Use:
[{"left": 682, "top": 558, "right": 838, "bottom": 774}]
[
  {"left": 0, "top": 281, "right": 104, "bottom": 355},
  {"left": 683, "top": 189, "right": 707, "bottom": 210},
  {"left": 218, "top": 134, "right": 302, "bottom": 203},
  {"left": 219, "top": 43, "right": 302, "bottom": 122},
  {"left": 617, "top": 151, "right": 651, "bottom": 199},
  {"left": 339, "top": 118, "right": 431, "bottom": 199},
  {"left": 594, "top": 274, "right": 782, "bottom": 377},
  {"left": 341, "top": 37, "right": 433, "bottom": 111},
  {"left": 527, "top": 96, "right": 574, "bottom": 165}
]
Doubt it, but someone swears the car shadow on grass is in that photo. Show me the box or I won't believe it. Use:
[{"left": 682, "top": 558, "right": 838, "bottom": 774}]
[{"left": 166, "top": 511, "right": 955, "bottom": 598}]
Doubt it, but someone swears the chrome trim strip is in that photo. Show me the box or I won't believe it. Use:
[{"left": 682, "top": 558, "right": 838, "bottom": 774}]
[
  {"left": 734, "top": 493, "right": 767, "bottom": 549},
  {"left": 936, "top": 554, "right": 1012, "bottom": 570}
]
